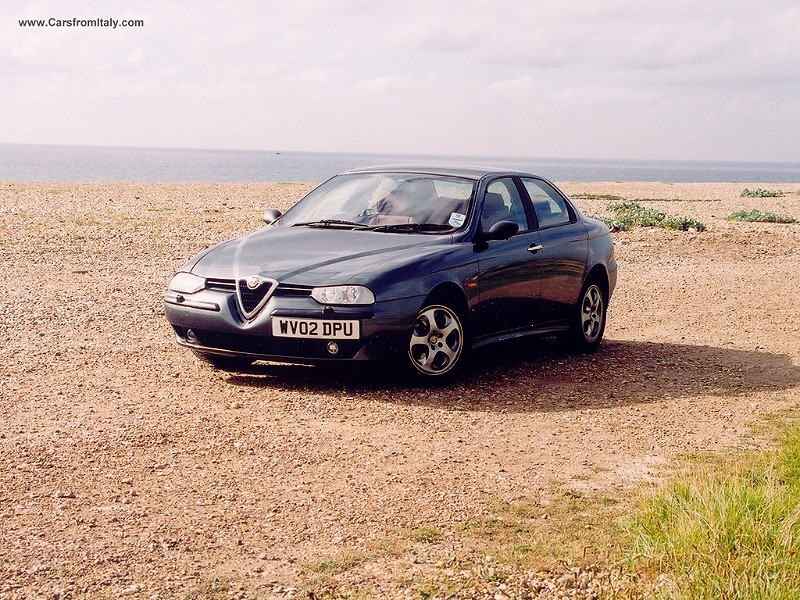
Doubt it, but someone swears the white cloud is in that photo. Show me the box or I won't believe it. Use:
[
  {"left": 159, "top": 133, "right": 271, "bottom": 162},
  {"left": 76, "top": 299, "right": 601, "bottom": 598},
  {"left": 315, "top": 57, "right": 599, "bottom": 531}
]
[{"left": 1, "top": 0, "right": 799, "bottom": 161}]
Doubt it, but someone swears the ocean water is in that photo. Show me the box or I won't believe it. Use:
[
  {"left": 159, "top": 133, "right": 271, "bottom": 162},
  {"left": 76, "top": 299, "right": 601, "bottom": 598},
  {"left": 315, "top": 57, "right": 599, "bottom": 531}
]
[{"left": 1, "top": 143, "right": 799, "bottom": 184}]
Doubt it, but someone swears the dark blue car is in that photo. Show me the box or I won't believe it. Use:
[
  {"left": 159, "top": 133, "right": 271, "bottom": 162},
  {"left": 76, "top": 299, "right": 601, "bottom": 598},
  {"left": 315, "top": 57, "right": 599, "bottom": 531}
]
[{"left": 164, "top": 166, "right": 617, "bottom": 380}]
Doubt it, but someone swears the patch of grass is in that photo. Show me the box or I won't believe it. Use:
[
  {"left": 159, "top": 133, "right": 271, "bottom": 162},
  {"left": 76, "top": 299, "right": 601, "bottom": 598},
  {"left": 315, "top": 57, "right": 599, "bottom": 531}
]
[
  {"left": 725, "top": 208, "right": 797, "bottom": 224},
  {"left": 183, "top": 577, "right": 230, "bottom": 600},
  {"left": 741, "top": 188, "right": 784, "bottom": 197},
  {"left": 299, "top": 578, "right": 374, "bottom": 600},
  {"left": 574, "top": 193, "right": 718, "bottom": 204},
  {"left": 409, "top": 526, "right": 443, "bottom": 543},
  {"left": 599, "top": 201, "right": 706, "bottom": 232},
  {"left": 367, "top": 536, "right": 405, "bottom": 557},
  {"left": 571, "top": 193, "right": 626, "bottom": 202},
  {"left": 459, "top": 489, "right": 629, "bottom": 570},
  {"left": 306, "top": 549, "right": 366, "bottom": 574},
  {"left": 69, "top": 215, "right": 102, "bottom": 226},
  {"left": 631, "top": 197, "right": 720, "bottom": 203},
  {"left": 627, "top": 425, "right": 800, "bottom": 599},
  {"left": 418, "top": 585, "right": 440, "bottom": 599}
]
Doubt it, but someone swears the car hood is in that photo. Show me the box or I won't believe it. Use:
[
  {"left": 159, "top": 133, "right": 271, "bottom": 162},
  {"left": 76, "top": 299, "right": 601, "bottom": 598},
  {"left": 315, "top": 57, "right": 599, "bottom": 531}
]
[{"left": 185, "top": 225, "right": 454, "bottom": 285}]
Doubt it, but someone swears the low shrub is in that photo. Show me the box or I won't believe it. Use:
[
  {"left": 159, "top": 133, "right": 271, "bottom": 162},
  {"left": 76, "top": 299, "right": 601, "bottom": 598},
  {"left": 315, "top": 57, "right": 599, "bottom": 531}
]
[
  {"left": 599, "top": 201, "right": 706, "bottom": 232},
  {"left": 741, "top": 188, "right": 784, "bottom": 198},
  {"left": 725, "top": 209, "right": 797, "bottom": 224}
]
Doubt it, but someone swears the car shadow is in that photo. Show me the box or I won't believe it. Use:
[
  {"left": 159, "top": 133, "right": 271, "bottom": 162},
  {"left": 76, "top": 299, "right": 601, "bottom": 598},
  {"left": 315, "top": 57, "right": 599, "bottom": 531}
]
[{"left": 220, "top": 337, "right": 800, "bottom": 413}]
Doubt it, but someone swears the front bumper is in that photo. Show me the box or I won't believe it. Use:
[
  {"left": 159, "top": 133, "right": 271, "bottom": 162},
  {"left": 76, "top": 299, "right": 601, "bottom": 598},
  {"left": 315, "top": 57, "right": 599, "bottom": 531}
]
[{"left": 164, "top": 287, "right": 422, "bottom": 364}]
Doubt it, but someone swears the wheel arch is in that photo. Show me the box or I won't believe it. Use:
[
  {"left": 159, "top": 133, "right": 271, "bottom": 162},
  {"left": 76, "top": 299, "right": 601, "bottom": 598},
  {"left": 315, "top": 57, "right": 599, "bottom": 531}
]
[
  {"left": 423, "top": 282, "right": 470, "bottom": 314},
  {"left": 584, "top": 264, "right": 610, "bottom": 300},
  {"left": 421, "top": 281, "right": 472, "bottom": 348},
  {"left": 406, "top": 283, "right": 471, "bottom": 380}
]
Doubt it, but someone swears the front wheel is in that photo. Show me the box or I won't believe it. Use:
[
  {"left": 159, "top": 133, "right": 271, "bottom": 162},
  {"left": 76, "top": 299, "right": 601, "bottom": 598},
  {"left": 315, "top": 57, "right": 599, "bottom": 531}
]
[
  {"left": 406, "top": 296, "right": 468, "bottom": 380},
  {"left": 569, "top": 282, "right": 607, "bottom": 352}
]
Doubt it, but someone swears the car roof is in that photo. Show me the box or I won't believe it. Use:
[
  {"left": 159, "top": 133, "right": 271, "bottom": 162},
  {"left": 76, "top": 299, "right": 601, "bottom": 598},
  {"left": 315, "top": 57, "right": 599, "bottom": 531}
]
[{"left": 340, "top": 164, "right": 539, "bottom": 181}]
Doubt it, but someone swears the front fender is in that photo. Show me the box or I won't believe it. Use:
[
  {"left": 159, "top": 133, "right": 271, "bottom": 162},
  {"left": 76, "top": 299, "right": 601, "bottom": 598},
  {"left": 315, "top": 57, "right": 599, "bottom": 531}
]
[{"left": 353, "top": 245, "right": 479, "bottom": 303}]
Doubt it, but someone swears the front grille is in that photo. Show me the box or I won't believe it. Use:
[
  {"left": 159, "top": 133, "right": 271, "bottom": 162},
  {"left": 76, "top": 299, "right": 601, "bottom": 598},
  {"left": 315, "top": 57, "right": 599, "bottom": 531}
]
[
  {"left": 274, "top": 285, "right": 313, "bottom": 297},
  {"left": 206, "top": 278, "right": 235, "bottom": 292},
  {"left": 237, "top": 279, "right": 275, "bottom": 314},
  {"left": 205, "top": 278, "right": 311, "bottom": 297}
]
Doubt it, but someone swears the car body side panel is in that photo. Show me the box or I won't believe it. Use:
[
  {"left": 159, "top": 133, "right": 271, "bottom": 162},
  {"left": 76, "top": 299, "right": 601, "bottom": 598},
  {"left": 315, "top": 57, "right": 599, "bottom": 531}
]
[
  {"left": 534, "top": 221, "right": 590, "bottom": 323},
  {"left": 472, "top": 231, "right": 543, "bottom": 337},
  {"left": 584, "top": 217, "right": 618, "bottom": 298}
]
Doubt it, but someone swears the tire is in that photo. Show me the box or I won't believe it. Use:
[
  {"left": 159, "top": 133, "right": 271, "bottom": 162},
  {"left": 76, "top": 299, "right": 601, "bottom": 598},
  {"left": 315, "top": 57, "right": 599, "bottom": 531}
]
[
  {"left": 406, "top": 294, "right": 468, "bottom": 380},
  {"left": 569, "top": 280, "right": 607, "bottom": 352},
  {"left": 192, "top": 350, "right": 254, "bottom": 371}
]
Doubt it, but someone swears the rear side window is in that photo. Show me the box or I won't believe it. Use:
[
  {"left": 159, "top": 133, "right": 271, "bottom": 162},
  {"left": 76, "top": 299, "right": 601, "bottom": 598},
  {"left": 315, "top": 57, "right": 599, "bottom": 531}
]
[{"left": 522, "top": 178, "right": 572, "bottom": 228}]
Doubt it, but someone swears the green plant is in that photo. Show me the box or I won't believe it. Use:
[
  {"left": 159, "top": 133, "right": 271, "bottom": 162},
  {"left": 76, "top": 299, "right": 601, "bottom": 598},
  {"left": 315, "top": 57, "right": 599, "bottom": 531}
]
[
  {"left": 725, "top": 209, "right": 797, "bottom": 224},
  {"left": 409, "top": 526, "right": 443, "bottom": 543},
  {"left": 306, "top": 550, "right": 365, "bottom": 574},
  {"left": 571, "top": 193, "right": 626, "bottom": 202},
  {"left": 741, "top": 188, "right": 784, "bottom": 197},
  {"left": 418, "top": 586, "right": 440, "bottom": 598},
  {"left": 661, "top": 215, "right": 708, "bottom": 231},
  {"left": 627, "top": 426, "right": 800, "bottom": 599},
  {"left": 183, "top": 577, "right": 230, "bottom": 600},
  {"left": 601, "top": 201, "right": 706, "bottom": 232},
  {"left": 595, "top": 216, "right": 630, "bottom": 232}
]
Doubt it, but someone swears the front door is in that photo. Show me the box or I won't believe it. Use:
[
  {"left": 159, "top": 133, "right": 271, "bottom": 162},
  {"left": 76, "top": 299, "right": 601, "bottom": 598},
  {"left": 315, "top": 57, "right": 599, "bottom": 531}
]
[{"left": 473, "top": 178, "right": 543, "bottom": 339}]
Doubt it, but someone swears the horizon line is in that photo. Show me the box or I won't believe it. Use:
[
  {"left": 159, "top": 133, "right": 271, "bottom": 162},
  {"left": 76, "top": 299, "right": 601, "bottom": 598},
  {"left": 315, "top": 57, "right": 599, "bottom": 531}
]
[{"left": 2, "top": 141, "right": 798, "bottom": 167}]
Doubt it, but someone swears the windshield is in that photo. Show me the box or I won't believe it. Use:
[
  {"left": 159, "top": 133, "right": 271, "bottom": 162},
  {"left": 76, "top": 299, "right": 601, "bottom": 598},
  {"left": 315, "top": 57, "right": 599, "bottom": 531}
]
[{"left": 277, "top": 173, "right": 476, "bottom": 232}]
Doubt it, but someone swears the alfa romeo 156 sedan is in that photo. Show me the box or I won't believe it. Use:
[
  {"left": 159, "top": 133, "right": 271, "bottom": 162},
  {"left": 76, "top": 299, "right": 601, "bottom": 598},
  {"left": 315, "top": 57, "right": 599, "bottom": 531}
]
[{"left": 164, "top": 166, "right": 617, "bottom": 380}]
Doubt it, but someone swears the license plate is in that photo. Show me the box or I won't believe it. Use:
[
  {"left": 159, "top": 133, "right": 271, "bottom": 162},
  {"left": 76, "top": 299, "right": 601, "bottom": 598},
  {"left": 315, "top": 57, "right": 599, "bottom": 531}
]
[{"left": 272, "top": 317, "right": 360, "bottom": 339}]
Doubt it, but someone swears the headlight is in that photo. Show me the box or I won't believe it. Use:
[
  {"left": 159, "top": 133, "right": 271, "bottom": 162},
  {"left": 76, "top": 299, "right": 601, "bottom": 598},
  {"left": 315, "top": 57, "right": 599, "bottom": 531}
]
[
  {"left": 311, "top": 285, "right": 375, "bottom": 305},
  {"left": 168, "top": 272, "right": 206, "bottom": 294}
]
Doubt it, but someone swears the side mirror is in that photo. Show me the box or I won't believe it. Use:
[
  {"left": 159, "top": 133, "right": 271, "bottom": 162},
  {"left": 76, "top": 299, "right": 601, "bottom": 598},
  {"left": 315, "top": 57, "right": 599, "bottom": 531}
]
[
  {"left": 484, "top": 220, "right": 519, "bottom": 241},
  {"left": 262, "top": 208, "right": 282, "bottom": 224}
]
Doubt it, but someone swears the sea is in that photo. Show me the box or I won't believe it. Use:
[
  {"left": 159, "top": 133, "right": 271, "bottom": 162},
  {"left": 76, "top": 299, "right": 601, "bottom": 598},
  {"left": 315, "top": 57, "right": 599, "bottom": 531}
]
[{"left": 1, "top": 143, "right": 799, "bottom": 184}]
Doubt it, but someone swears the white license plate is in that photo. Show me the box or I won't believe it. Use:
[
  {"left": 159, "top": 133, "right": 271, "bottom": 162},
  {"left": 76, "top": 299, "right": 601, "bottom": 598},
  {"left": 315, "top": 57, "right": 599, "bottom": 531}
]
[{"left": 272, "top": 317, "right": 360, "bottom": 339}]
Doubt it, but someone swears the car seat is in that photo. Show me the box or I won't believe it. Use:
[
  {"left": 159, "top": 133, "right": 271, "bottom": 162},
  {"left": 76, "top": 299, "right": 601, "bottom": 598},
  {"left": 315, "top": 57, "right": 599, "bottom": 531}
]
[{"left": 481, "top": 192, "right": 509, "bottom": 230}]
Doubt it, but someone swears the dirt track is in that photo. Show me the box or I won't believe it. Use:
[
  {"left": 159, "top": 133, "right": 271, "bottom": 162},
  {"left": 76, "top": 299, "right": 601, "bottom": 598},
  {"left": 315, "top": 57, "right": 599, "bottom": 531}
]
[{"left": 1, "top": 181, "right": 799, "bottom": 598}]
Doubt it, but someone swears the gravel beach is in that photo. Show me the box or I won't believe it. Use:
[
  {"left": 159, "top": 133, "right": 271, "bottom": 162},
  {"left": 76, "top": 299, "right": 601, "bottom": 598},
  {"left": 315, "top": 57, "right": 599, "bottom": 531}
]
[{"left": 1, "top": 180, "right": 799, "bottom": 598}]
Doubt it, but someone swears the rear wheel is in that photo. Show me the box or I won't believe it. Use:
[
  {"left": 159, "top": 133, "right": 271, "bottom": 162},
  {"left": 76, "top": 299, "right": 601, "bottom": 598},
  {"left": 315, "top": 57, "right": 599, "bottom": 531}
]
[
  {"left": 406, "top": 294, "right": 468, "bottom": 380},
  {"left": 569, "top": 280, "right": 607, "bottom": 352},
  {"left": 192, "top": 350, "right": 254, "bottom": 371}
]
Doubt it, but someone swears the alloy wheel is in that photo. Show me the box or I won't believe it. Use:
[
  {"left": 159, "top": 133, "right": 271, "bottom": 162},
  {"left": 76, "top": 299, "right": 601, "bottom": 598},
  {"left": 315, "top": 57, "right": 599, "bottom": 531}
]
[{"left": 408, "top": 304, "right": 464, "bottom": 376}]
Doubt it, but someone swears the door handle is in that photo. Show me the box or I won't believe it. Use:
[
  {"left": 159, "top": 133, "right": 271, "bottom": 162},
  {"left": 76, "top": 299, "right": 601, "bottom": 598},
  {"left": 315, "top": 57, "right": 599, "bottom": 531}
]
[{"left": 527, "top": 244, "right": 543, "bottom": 254}]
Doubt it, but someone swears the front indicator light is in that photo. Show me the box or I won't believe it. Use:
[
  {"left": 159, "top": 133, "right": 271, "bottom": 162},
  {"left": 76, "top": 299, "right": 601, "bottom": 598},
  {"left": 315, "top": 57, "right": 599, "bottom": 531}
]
[
  {"left": 311, "top": 285, "right": 375, "bottom": 305},
  {"left": 168, "top": 272, "right": 205, "bottom": 295}
]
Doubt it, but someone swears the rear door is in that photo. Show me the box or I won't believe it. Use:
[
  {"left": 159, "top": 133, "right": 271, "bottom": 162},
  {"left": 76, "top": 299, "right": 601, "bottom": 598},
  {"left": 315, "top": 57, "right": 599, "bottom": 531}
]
[{"left": 520, "top": 178, "right": 588, "bottom": 325}]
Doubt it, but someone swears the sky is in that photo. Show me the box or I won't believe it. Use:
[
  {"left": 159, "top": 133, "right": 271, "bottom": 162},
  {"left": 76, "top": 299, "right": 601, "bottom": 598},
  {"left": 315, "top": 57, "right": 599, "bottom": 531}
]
[{"left": 2, "top": 0, "right": 799, "bottom": 162}]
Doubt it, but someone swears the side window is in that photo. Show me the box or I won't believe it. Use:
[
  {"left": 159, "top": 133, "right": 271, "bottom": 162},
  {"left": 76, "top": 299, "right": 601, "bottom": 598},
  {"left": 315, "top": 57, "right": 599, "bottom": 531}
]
[
  {"left": 522, "top": 179, "right": 572, "bottom": 228},
  {"left": 481, "top": 178, "right": 529, "bottom": 232}
]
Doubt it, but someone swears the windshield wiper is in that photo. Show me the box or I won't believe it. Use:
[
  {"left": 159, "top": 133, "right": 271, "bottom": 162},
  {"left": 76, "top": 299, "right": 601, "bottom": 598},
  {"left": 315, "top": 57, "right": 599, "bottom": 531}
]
[
  {"left": 368, "top": 223, "right": 453, "bottom": 233},
  {"left": 291, "top": 219, "right": 372, "bottom": 229}
]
